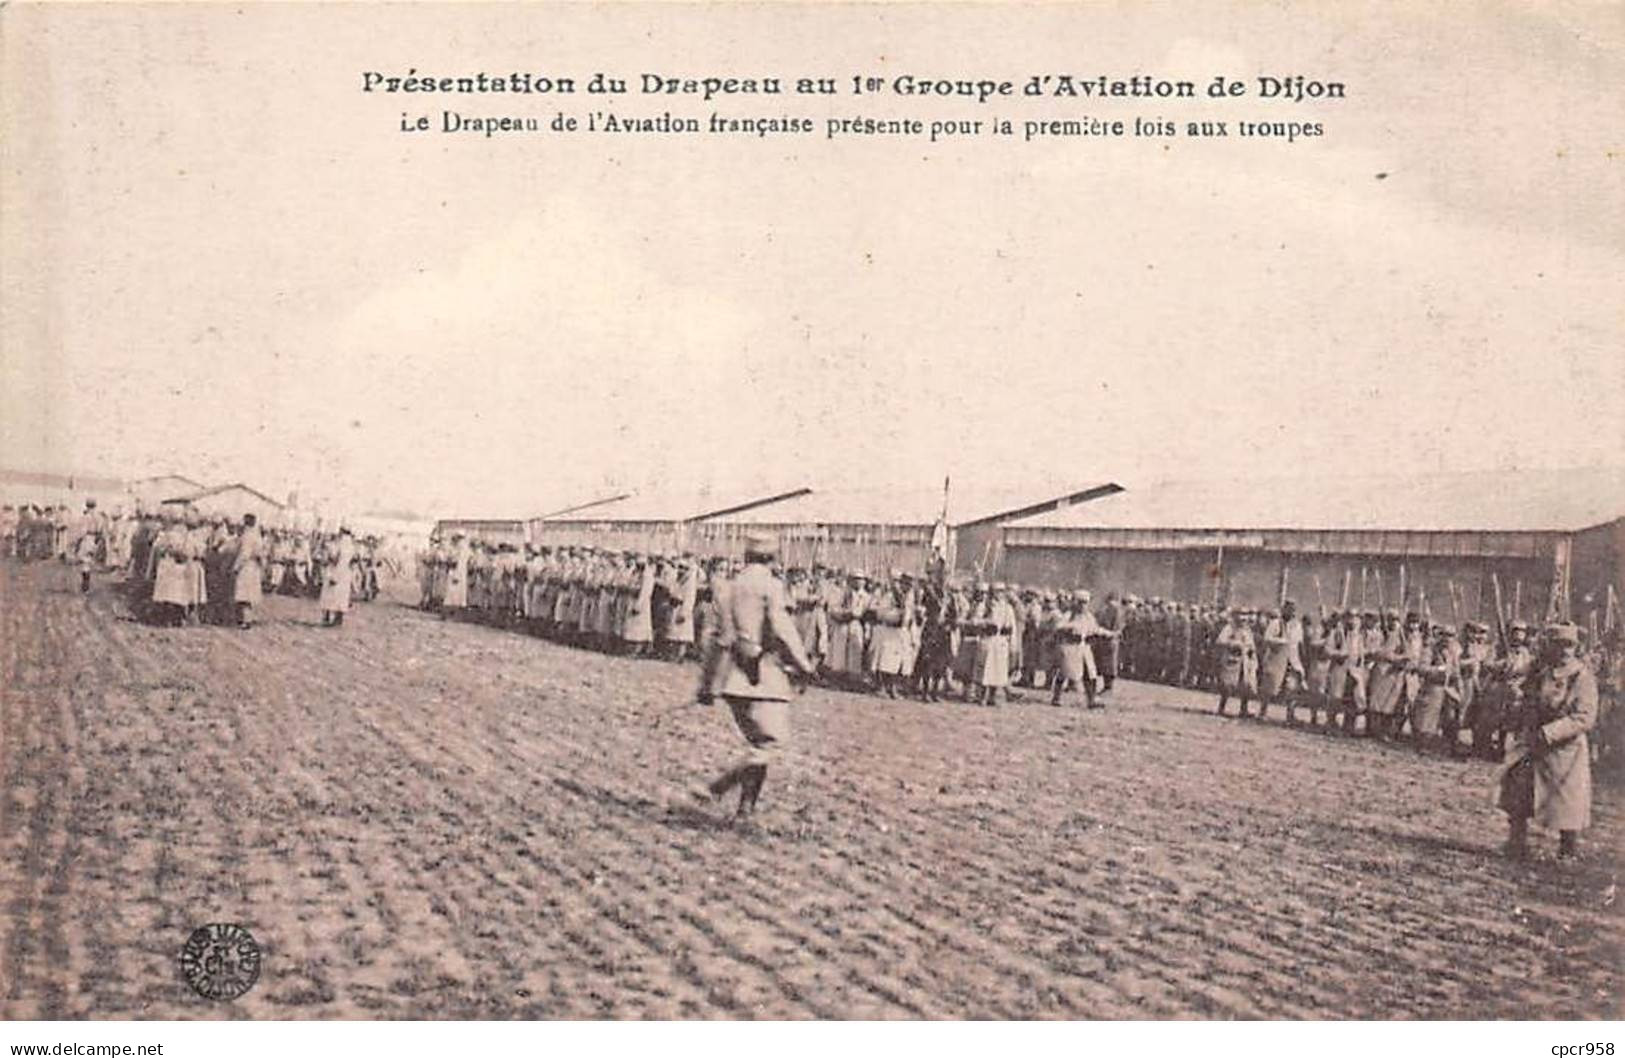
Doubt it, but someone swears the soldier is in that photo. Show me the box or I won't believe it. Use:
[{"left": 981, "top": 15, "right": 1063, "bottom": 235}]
[
  {"left": 975, "top": 584, "right": 1017, "bottom": 706},
  {"left": 1096, "top": 593, "right": 1124, "bottom": 692},
  {"left": 693, "top": 534, "right": 815, "bottom": 824},
  {"left": 1452, "top": 620, "right": 1493, "bottom": 756},
  {"left": 441, "top": 533, "right": 469, "bottom": 618},
  {"left": 1215, "top": 608, "right": 1259, "bottom": 717},
  {"left": 1499, "top": 623, "right": 1598, "bottom": 861},
  {"left": 0, "top": 505, "right": 16, "bottom": 559},
  {"left": 1392, "top": 611, "right": 1428, "bottom": 740},
  {"left": 1257, "top": 601, "right": 1303, "bottom": 721},
  {"left": 1366, "top": 609, "right": 1405, "bottom": 739},
  {"left": 1301, "top": 610, "right": 1334, "bottom": 727},
  {"left": 913, "top": 576, "right": 954, "bottom": 702},
  {"left": 319, "top": 527, "right": 357, "bottom": 627},
  {"left": 108, "top": 506, "right": 136, "bottom": 574},
  {"left": 1050, "top": 591, "right": 1101, "bottom": 708},
  {"left": 232, "top": 514, "right": 266, "bottom": 629},
  {"left": 72, "top": 499, "right": 103, "bottom": 593},
  {"left": 1473, "top": 620, "right": 1536, "bottom": 760},
  {"left": 668, "top": 556, "right": 700, "bottom": 661},
  {"left": 868, "top": 572, "right": 915, "bottom": 699},
  {"left": 1168, "top": 602, "right": 1195, "bottom": 689},
  {"left": 1412, "top": 623, "right": 1461, "bottom": 750},
  {"left": 1353, "top": 610, "right": 1386, "bottom": 735},
  {"left": 182, "top": 509, "right": 211, "bottom": 624},
  {"left": 147, "top": 511, "right": 193, "bottom": 626},
  {"left": 623, "top": 553, "right": 656, "bottom": 657}
]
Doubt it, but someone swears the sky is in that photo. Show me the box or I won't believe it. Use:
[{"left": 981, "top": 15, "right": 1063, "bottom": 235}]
[{"left": 3, "top": 2, "right": 1622, "bottom": 519}]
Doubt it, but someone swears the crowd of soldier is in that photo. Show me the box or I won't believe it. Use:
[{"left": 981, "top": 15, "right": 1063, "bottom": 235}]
[
  {"left": 1, "top": 500, "right": 390, "bottom": 630},
  {"left": 416, "top": 533, "right": 1130, "bottom": 708}
]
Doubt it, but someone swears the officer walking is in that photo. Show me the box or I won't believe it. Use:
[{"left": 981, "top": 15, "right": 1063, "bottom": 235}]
[{"left": 694, "top": 533, "right": 815, "bottom": 825}]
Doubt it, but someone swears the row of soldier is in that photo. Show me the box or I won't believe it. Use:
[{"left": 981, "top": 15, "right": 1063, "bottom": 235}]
[
  {"left": 414, "top": 534, "right": 1619, "bottom": 756},
  {"left": 1208, "top": 601, "right": 1621, "bottom": 764},
  {"left": 416, "top": 535, "right": 1123, "bottom": 707}
]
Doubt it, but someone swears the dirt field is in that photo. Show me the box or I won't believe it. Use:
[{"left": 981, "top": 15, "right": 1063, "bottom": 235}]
[{"left": 1, "top": 560, "right": 1619, "bottom": 1020}]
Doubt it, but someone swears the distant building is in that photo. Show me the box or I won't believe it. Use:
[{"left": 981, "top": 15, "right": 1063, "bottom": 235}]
[
  {"left": 162, "top": 483, "right": 284, "bottom": 524},
  {"left": 128, "top": 474, "right": 206, "bottom": 508},
  {"left": 999, "top": 467, "right": 1625, "bottom": 623}
]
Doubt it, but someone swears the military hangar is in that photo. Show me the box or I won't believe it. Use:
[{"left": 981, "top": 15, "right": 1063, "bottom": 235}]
[{"left": 998, "top": 466, "right": 1625, "bottom": 621}]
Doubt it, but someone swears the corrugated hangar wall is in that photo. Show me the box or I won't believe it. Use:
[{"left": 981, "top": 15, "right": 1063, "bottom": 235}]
[{"left": 1001, "top": 540, "right": 1573, "bottom": 618}]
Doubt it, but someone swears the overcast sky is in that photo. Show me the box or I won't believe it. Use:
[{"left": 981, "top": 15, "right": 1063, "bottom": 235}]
[{"left": 3, "top": 3, "right": 1621, "bottom": 518}]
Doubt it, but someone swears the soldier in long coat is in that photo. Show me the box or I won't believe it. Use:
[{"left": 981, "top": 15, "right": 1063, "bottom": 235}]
[
  {"left": 1049, "top": 593, "right": 1101, "bottom": 708},
  {"left": 441, "top": 535, "right": 470, "bottom": 615},
  {"left": 1301, "top": 613, "right": 1334, "bottom": 726},
  {"left": 319, "top": 528, "right": 357, "bottom": 627},
  {"left": 148, "top": 513, "right": 193, "bottom": 625},
  {"left": 1500, "top": 623, "right": 1598, "bottom": 860},
  {"left": 623, "top": 556, "right": 656, "bottom": 655},
  {"left": 975, "top": 585, "right": 1016, "bottom": 706},
  {"left": 1257, "top": 602, "right": 1302, "bottom": 721},
  {"left": 693, "top": 534, "right": 815, "bottom": 823},
  {"left": 1095, "top": 594, "right": 1124, "bottom": 691},
  {"left": 232, "top": 515, "right": 266, "bottom": 628},
  {"left": 837, "top": 575, "right": 870, "bottom": 686},
  {"left": 1365, "top": 610, "right": 1406, "bottom": 737},
  {"left": 661, "top": 559, "right": 698, "bottom": 659},
  {"left": 1391, "top": 612, "right": 1428, "bottom": 739},
  {"left": 868, "top": 576, "right": 914, "bottom": 698},
  {"left": 1215, "top": 609, "right": 1259, "bottom": 716},
  {"left": 1411, "top": 624, "right": 1460, "bottom": 745}
]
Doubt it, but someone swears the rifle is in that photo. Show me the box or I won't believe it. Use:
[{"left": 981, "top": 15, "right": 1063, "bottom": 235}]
[
  {"left": 1399, "top": 564, "right": 1407, "bottom": 613},
  {"left": 1513, "top": 580, "right": 1522, "bottom": 623},
  {"left": 1376, "top": 569, "right": 1385, "bottom": 612},
  {"left": 1491, "top": 574, "right": 1509, "bottom": 653},
  {"left": 1339, "top": 569, "right": 1352, "bottom": 611},
  {"left": 1447, "top": 579, "right": 1460, "bottom": 627},
  {"left": 1313, "top": 574, "right": 1325, "bottom": 617},
  {"left": 1279, "top": 565, "right": 1290, "bottom": 607},
  {"left": 1360, "top": 567, "right": 1368, "bottom": 609}
]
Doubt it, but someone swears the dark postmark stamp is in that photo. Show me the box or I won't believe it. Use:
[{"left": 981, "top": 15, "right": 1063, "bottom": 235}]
[{"left": 179, "top": 922, "right": 261, "bottom": 1001}]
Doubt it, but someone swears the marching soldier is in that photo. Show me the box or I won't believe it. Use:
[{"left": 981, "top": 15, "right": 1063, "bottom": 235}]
[{"left": 693, "top": 534, "right": 815, "bottom": 824}]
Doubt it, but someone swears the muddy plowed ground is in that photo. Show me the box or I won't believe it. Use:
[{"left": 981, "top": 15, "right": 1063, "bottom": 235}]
[{"left": 1, "top": 561, "right": 1619, "bottom": 1019}]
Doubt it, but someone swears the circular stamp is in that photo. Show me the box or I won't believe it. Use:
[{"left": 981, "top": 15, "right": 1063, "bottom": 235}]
[{"left": 179, "top": 923, "right": 261, "bottom": 1001}]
